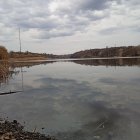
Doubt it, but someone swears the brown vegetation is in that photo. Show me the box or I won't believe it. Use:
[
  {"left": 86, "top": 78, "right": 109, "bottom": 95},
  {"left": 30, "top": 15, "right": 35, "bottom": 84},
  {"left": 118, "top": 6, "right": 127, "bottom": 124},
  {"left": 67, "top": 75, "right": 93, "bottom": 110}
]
[
  {"left": 9, "top": 51, "right": 71, "bottom": 60},
  {"left": 0, "top": 46, "right": 9, "bottom": 84},
  {"left": 71, "top": 45, "right": 140, "bottom": 58},
  {"left": 0, "top": 46, "right": 9, "bottom": 60},
  {"left": 10, "top": 61, "right": 56, "bottom": 68},
  {"left": 9, "top": 51, "right": 47, "bottom": 61},
  {"left": 9, "top": 45, "right": 140, "bottom": 60},
  {"left": 0, "top": 61, "right": 9, "bottom": 84},
  {"left": 6, "top": 45, "right": 140, "bottom": 61}
]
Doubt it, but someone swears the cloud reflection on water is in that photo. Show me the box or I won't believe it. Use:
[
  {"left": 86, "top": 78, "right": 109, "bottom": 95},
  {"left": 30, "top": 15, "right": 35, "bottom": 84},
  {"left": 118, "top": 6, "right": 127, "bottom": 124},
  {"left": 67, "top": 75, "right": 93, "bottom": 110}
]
[
  {"left": 0, "top": 76, "right": 140, "bottom": 139},
  {"left": 0, "top": 60, "right": 140, "bottom": 140}
]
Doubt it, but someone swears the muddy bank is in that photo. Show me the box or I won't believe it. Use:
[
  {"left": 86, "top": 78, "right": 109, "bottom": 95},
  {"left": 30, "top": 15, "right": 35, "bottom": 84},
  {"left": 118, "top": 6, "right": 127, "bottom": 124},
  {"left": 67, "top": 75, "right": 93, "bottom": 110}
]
[{"left": 0, "top": 119, "right": 56, "bottom": 140}]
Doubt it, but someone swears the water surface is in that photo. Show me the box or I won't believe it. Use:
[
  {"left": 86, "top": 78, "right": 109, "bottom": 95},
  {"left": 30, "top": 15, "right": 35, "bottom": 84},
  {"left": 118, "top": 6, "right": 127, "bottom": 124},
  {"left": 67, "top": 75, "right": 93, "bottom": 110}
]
[{"left": 0, "top": 58, "right": 140, "bottom": 140}]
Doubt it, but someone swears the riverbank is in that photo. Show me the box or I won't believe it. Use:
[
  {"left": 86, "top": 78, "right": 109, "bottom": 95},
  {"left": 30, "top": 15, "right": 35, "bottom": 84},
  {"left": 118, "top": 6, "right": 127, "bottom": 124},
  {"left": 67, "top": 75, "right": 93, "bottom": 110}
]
[
  {"left": 0, "top": 119, "right": 56, "bottom": 140},
  {"left": 10, "top": 57, "right": 47, "bottom": 62}
]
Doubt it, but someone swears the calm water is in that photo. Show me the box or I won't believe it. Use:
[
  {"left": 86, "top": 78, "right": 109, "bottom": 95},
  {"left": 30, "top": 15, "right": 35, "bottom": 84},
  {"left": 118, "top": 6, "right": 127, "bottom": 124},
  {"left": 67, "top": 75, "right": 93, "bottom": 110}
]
[{"left": 0, "top": 58, "right": 140, "bottom": 140}]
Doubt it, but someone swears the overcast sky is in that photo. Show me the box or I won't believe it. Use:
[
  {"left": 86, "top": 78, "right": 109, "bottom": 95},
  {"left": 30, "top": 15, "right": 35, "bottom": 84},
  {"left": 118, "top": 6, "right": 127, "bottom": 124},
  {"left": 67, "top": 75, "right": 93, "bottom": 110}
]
[{"left": 0, "top": 0, "right": 140, "bottom": 54}]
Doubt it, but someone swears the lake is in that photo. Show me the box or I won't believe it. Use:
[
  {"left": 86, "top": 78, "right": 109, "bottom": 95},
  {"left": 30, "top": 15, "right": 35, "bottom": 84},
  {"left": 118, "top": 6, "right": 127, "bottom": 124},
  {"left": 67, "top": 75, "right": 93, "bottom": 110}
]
[{"left": 0, "top": 58, "right": 140, "bottom": 140}]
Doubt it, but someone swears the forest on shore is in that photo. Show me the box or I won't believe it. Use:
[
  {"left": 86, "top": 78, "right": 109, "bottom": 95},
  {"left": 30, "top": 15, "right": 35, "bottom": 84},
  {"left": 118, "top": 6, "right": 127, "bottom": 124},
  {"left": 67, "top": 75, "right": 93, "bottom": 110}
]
[
  {"left": 9, "top": 45, "right": 140, "bottom": 60},
  {"left": 0, "top": 45, "right": 140, "bottom": 61},
  {"left": 70, "top": 45, "right": 140, "bottom": 58}
]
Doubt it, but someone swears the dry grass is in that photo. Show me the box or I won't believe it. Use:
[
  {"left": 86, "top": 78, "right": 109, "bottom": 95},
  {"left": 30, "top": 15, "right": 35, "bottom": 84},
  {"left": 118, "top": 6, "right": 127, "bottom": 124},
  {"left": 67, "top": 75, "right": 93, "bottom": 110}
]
[
  {"left": 0, "top": 46, "right": 9, "bottom": 60},
  {"left": 10, "top": 56, "right": 47, "bottom": 62}
]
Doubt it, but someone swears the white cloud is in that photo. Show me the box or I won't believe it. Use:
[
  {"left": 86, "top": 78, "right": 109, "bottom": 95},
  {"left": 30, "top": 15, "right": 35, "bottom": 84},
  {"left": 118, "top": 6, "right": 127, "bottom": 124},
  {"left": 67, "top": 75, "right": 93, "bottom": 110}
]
[{"left": 0, "top": 0, "right": 140, "bottom": 54}]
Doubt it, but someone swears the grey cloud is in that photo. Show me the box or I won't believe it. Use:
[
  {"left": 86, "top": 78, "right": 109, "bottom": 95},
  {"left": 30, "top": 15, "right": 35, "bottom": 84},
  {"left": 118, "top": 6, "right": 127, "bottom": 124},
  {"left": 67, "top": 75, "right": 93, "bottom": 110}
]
[
  {"left": 132, "top": 27, "right": 140, "bottom": 32},
  {"left": 99, "top": 77, "right": 140, "bottom": 86},
  {"left": 75, "top": 0, "right": 124, "bottom": 12},
  {"left": 39, "top": 31, "right": 74, "bottom": 39},
  {"left": 78, "top": 0, "right": 110, "bottom": 11},
  {"left": 124, "top": 0, "right": 140, "bottom": 5},
  {"left": 100, "top": 24, "right": 140, "bottom": 35},
  {"left": 99, "top": 27, "right": 122, "bottom": 35},
  {"left": 18, "top": 19, "right": 58, "bottom": 30},
  {"left": 0, "top": 0, "right": 112, "bottom": 39},
  {"left": 0, "top": 0, "right": 139, "bottom": 40},
  {"left": 124, "top": 24, "right": 140, "bottom": 33}
]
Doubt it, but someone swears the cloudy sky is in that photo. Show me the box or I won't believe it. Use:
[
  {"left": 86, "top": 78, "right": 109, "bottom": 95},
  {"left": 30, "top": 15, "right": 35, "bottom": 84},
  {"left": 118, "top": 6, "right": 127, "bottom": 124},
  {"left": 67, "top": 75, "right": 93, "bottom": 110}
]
[{"left": 0, "top": 0, "right": 140, "bottom": 54}]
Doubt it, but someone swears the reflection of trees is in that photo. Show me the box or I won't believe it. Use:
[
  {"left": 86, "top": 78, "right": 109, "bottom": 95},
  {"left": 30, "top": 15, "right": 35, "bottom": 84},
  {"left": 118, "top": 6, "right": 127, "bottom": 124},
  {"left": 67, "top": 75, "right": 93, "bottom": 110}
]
[
  {"left": 0, "top": 46, "right": 10, "bottom": 85},
  {"left": 0, "top": 61, "right": 9, "bottom": 84},
  {"left": 72, "top": 58, "right": 140, "bottom": 67},
  {"left": 0, "top": 61, "right": 20, "bottom": 85},
  {"left": 0, "top": 60, "right": 56, "bottom": 85},
  {"left": 10, "top": 61, "right": 56, "bottom": 69}
]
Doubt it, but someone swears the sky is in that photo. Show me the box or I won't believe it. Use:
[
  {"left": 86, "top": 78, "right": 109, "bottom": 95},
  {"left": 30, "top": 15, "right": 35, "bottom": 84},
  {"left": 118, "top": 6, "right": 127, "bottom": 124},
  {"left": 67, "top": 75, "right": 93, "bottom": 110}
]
[{"left": 0, "top": 0, "right": 140, "bottom": 54}]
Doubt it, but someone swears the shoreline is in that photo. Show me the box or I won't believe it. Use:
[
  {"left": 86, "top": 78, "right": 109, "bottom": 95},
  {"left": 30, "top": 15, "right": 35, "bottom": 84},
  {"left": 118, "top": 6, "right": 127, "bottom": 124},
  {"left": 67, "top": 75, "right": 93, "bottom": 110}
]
[
  {"left": 9, "top": 56, "right": 140, "bottom": 63},
  {"left": 0, "top": 118, "right": 56, "bottom": 140}
]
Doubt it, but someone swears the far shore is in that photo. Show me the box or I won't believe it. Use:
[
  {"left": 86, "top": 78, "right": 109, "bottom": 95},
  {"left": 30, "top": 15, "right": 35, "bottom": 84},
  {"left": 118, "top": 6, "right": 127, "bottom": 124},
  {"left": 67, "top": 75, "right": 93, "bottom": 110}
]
[
  {"left": 9, "top": 56, "right": 140, "bottom": 63},
  {"left": 10, "top": 56, "right": 48, "bottom": 62}
]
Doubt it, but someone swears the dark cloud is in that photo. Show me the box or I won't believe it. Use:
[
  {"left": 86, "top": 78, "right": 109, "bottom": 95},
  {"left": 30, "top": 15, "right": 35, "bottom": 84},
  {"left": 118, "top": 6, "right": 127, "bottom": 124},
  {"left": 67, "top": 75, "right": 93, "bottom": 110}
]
[
  {"left": 79, "top": 0, "right": 110, "bottom": 10},
  {"left": 39, "top": 31, "right": 74, "bottom": 39}
]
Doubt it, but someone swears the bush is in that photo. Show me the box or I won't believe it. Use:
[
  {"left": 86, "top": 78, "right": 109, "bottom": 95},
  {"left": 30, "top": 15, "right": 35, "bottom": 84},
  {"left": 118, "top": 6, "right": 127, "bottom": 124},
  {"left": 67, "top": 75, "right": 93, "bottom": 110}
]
[{"left": 0, "top": 46, "right": 9, "bottom": 60}]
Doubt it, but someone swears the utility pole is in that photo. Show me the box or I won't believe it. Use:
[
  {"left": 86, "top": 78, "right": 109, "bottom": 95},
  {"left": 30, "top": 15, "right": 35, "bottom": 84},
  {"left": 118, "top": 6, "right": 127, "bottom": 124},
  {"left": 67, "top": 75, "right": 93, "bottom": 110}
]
[{"left": 19, "top": 27, "right": 21, "bottom": 53}]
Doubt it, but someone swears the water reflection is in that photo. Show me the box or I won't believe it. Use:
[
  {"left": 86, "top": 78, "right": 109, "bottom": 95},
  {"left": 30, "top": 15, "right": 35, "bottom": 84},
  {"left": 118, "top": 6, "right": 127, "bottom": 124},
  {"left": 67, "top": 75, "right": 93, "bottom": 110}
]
[
  {"left": 0, "top": 59, "right": 140, "bottom": 140},
  {"left": 8, "top": 58, "right": 140, "bottom": 69},
  {"left": 0, "top": 61, "right": 23, "bottom": 95},
  {"left": 0, "top": 61, "right": 21, "bottom": 85},
  {"left": 10, "top": 60, "right": 56, "bottom": 68},
  {"left": 72, "top": 58, "right": 140, "bottom": 66},
  {"left": 0, "top": 61, "right": 10, "bottom": 84},
  {"left": 56, "top": 102, "right": 131, "bottom": 140},
  {"left": 0, "top": 76, "right": 140, "bottom": 139}
]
